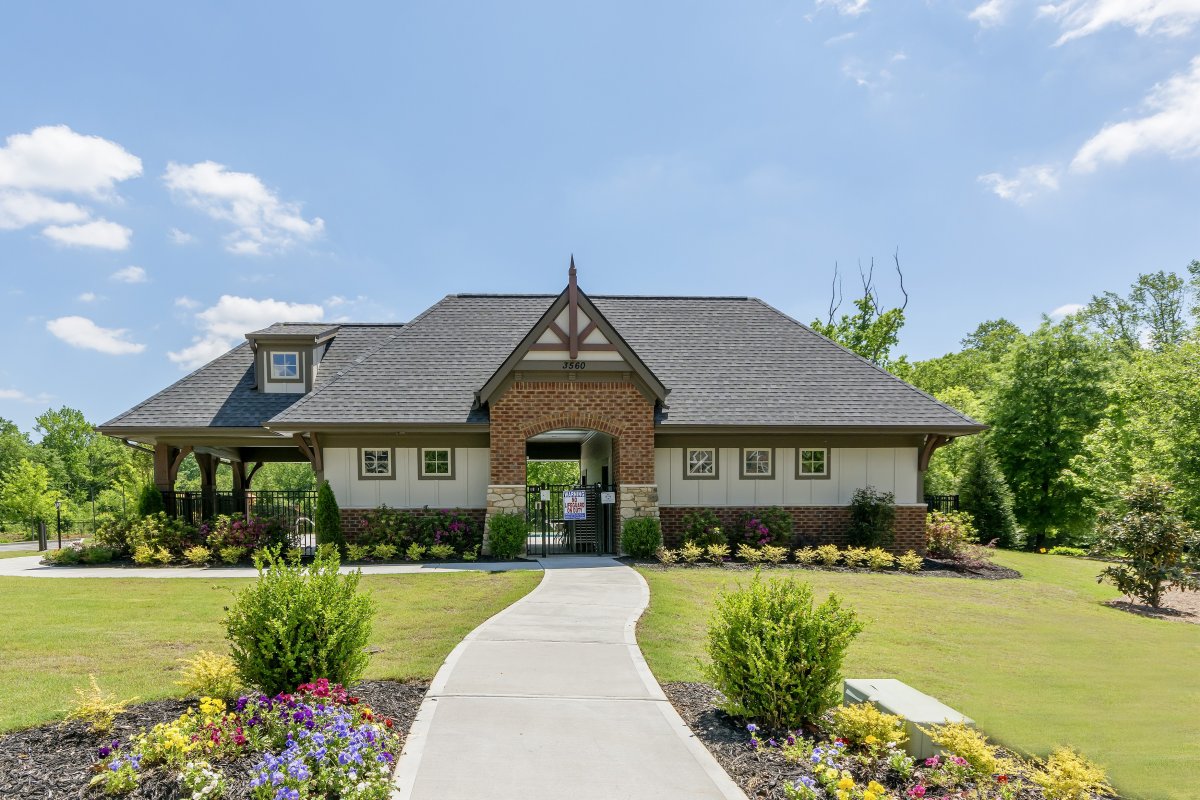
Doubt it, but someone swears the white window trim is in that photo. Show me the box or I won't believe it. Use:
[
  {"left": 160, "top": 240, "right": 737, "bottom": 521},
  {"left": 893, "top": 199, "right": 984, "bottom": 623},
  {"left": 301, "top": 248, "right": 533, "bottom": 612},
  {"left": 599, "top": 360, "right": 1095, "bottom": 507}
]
[
  {"left": 418, "top": 447, "right": 455, "bottom": 480},
  {"left": 269, "top": 351, "right": 301, "bottom": 381},
  {"left": 683, "top": 446, "right": 719, "bottom": 480},
  {"left": 739, "top": 447, "right": 775, "bottom": 480},
  {"left": 358, "top": 447, "right": 394, "bottom": 480},
  {"left": 796, "top": 447, "right": 831, "bottom": 480}
]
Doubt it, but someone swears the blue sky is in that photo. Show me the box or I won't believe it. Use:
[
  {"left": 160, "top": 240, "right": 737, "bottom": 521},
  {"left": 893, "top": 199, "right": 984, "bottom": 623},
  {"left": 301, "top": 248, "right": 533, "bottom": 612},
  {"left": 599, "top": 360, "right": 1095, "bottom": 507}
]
[{"left": 1, "top": 1, "right": 1198, "bottom": 433}]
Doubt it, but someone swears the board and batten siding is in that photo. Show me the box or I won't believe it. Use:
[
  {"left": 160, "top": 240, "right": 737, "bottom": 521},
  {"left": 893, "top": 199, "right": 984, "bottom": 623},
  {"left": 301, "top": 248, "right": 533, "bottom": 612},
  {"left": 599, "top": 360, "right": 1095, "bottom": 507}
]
[
  {"left": 324, "top": 447, "right": 490, "bottom": 509},
  {"left": 654, "top": 447, "right": 919, "bottom": 507}
]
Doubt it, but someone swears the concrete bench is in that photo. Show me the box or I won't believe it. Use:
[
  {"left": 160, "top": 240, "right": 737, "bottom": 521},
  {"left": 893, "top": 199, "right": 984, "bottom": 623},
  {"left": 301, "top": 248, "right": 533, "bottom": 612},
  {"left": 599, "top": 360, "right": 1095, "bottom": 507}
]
[{"left": 843, "top": 678, "right": 974, "bottom": 759}]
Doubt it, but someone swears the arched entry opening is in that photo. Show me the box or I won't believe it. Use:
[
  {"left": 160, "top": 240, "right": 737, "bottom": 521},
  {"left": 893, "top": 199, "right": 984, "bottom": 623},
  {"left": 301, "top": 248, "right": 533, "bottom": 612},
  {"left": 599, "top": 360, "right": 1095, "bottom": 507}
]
[{"left": 525, "top": 427, "right": 617, "bottom": 556}]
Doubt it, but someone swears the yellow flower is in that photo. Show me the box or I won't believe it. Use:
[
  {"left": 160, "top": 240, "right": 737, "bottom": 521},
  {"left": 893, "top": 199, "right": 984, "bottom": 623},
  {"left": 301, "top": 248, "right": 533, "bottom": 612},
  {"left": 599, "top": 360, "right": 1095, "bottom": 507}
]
[
  {"left": 824, "top": 767, "right": 839, "bottom": 781},
  {"left": 865, "top": 735, "right": 879, "bottom": 745},
  {"left": 864, "top": 792, "right": 878, "bottom": 800},
  {"left": 838, "top": 776, "right": 856, "bottom": 790},
  {"left": 836, "top": 792, "right": 849, "bottom": 800},
  {"left": 868, "top": 781, "right": 886, "bottom": 794}
]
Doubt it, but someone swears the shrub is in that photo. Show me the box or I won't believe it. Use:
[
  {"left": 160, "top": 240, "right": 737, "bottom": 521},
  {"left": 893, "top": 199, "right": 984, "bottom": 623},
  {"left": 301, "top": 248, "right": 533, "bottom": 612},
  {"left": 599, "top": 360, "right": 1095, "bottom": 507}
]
[
  {"left": 132, "top": 544, "right": 156, "bottom": 565},
  {"left": 204, "top": 514, "right": 288, "bottom": 553},
  {"left": 1095, "top": 476, "right": 1200, "bottom": 607},
  {"left": 706, "top": 543, "right": 730, "bottom": 564},
  {"left": 737, "top": 543, "right": 764, "bottom": 563},
  {"left": 705, "top": 574, "right": 864, "bottom": 729},
  {"left": 79, "top": 543, "right": 116, "bottom": 564},
  {"left": 65, "top": 675, "right": 134, "bottom": 732},
  {"left": 680, "top": 541, "right": 705, "bottom": 564},
  {"left": 44, "top": 545, "right": 81, "bottom": 565},
  {"left": 1032, "top": 747, "right": 1114, "bottom": 800},
  {"left": 761, "top": 544, "right": 789, "bottom": 564},
  {"left": 925, "top": 510, "right": 978, "bottom": 559},
  {"left": 224, "top": 547, "right": 375, "bottom": 695},
  {"left": 959, "top": 441, "right": 1019, "bottom": 548},
  {"left": 793, "top": 547, "right": 818, "bottom": 565},
  {"left": 92, "top": 516, "right": 135, "bottom": 556},
  {"left": 345, "top": 543, "right": 371, "bottom": 561},
  {"left": 828, "top": 703, "right": 907, "bottom": 748},
  {"left": 154, "top": 546, "right": 174, "bottom": 565},
  {"left": 405, "top": 542, "right": 427, "bottom": 561},
  {"left": 848, "top": 487, "right": 895, "bottom": 548},
  {"left": 621, "top": 517, "right": 662, "bottom": 558},
  {"left": 136, "top": 483, "right": 165, "bottom": 517},
  {"left": 218, "top": 545, "right": 246, "bottom": 564},
  {"left": 487, "top": 512, "right": 527, "bottom": 559},
  {"left": 842, "top": 546, "right": 869, "bottom": 568},
  {"left": 866, "top": 548, "right": 894, "bottom": 571},
  {"left": 656, "top": 546, "right": 679, "bottom": 565},
  {"left": 128, "top": 513, "right": 198, "bottom": 558},
  {"left": 314, "top": 480, "right": 343, "bottom": 553},
  {"left": 428, "top": 543, "right": 456, "bottom": 560},
  {"left": 176, "top": 650, "right": 240, "bottom": 699},
  {"left": 897, "top": 551, "right": 923, "bottom": 573},
  {"left": 373, "top": 543, "right": 399, "bottom": 561},
  {"left": 923, "top": 721, "right": 1012, "bottom": 777},
  {"left": 1048, "top": 545, "right": 1088, "bottom": 557},
  {"left": 815, "top": 544, "right": 841, "bottom": 566},
  {"left": 183, "top": 545, "right": 212, "bottom": 565},
  {"left": 733, "top": 507, "right": 793, "bottom": 547},
  {"left": 681, "top": 508, "right": 725, "bottom": 546},
  {"left": 460, "top": 545, "right": 479, "bottom": 562}
]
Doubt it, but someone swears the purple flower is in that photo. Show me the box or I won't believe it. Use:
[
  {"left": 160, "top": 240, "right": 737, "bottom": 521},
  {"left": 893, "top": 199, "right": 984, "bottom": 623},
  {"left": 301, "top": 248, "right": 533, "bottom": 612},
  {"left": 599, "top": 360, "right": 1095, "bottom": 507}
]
[{"left": 746, "top": 723, "right": 758, "bottom": 733}]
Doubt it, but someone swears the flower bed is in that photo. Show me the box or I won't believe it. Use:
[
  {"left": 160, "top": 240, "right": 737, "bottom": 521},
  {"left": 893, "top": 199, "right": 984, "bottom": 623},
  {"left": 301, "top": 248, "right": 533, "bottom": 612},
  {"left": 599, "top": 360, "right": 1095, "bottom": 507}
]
[
  {"left": 0, "top": 680, "right": 424, "bottom": 800},
  {"left": 663, "top": 682, "right": 1116, "bottom": 800}
]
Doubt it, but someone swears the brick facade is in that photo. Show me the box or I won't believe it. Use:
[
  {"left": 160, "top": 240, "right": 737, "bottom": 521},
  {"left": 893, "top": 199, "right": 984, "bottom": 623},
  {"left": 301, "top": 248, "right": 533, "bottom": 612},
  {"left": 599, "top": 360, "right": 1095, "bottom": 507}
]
[
  {"left": 659, "top": 504, "right": 927, "bottom": 554},
  {"left": 339, "top": 507, "right": 487, "bottom": 545}
]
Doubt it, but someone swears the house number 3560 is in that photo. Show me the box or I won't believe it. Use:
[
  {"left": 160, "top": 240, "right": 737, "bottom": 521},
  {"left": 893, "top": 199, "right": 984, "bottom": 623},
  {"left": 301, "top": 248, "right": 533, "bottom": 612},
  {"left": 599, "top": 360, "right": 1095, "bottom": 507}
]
[{"left": 562, "top": 361, "right": 586, "bottom": 370}]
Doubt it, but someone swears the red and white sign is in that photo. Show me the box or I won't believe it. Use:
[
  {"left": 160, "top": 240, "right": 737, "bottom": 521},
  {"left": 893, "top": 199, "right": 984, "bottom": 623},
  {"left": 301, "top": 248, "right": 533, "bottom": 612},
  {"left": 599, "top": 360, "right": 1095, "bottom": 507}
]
[{"left": 562, "top": 490, "right": 587, "bottom": 520}]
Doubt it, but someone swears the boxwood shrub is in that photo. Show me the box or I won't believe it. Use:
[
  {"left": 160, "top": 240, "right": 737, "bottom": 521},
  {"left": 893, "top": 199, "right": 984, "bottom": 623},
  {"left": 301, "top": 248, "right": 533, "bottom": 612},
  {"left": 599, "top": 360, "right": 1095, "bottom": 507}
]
[
  {"left": 621, "top": 517, "right": 661, "bottom": 559},
  {"left": 487, "top": 512, "right": 527, "bottom": 559}
]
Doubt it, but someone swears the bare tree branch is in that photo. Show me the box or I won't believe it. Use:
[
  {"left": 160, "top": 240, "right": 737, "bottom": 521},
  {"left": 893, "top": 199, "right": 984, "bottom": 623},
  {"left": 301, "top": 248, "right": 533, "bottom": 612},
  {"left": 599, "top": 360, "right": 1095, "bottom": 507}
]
[
  {"left": 894, "top": 248, "right": 909, "bottom": 312},
  {"left": 826, "top": 262, "right": 843, "bottom": 325}
]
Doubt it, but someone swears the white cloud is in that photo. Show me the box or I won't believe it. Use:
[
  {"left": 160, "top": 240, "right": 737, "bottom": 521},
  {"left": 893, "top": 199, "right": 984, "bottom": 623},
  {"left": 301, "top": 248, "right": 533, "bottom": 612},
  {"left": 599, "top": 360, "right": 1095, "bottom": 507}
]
[
  {"left": 0, "top": 125, "right": 141, "bottom": 248},
  {"left": 0, "top": 190, "right": 90, "bottom": 229},
  {"left": 78, "top": 292, "right": 97, "bottom": 302},
  {"left": 169, "top": 227, "right": 195, "bottom": 245},
  {"left": 816, "top": 0, "right": 870, "bottom": 15},
  {"left": 824, "top": 31, "right": 858, "bottom": 45},
  {"left": 1071, "top": 55, "right": 1200, "bottom": 172},
  {"left": 46, "top": 315, "right": 145, "bottom": 355},
  {"left": 1039, "top": 0, "right": 1200, "bottom": 44},
  {"left": 174, "top": 296, "right": 200, "bottom": 309},
  {"left": 168, "top": 295, "right": 325, "bottom": 369},
  {"left": 42, "top": 219, "right": 132, "bottom": 250},
  {"left": 1050, "top": 302, "right": 1086, "bottom": 318},
  {"left": 0, "top": 125, "right": 142, "bottom": 196},
  {"left": 978, "top": 164, "right": 1061, "bottom": 202},
  {"left": 163, "top": 161, "right": 324, "bottom": 255},
  {"left": 110, "top": 266, "right": 147, "bottom": 283},
  {"left": 970, "top": 0, "right": 1016, "bottom": 27},
  {"left": 0, "top": 388, "right": 31, "bottom": 402}
]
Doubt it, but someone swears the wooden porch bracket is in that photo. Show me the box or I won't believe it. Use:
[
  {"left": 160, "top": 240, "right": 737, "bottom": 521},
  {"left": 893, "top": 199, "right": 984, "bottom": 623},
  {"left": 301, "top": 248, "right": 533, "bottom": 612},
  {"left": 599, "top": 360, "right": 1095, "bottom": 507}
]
[
  {"left": 918, "top": 435, "right": 954, "bottom": 472},
  {"left": 293, "top": 433, "right": 323, "bottom": 473},
  {"left": 169, "top": 445, "right": 194, "bottom": 485}
]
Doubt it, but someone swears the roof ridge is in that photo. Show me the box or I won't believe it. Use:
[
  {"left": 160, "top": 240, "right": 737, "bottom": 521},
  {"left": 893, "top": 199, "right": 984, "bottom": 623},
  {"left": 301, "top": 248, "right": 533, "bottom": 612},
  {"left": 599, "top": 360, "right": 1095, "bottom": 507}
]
[
  {"left": 266, "top": 296, "right": 451, "bottom": 424},
  {"left": 452, "top": 293, "right": 753, "bottom": 301},
  {"left": 746, "top": 297, "right": 984, "bottom": 428}
]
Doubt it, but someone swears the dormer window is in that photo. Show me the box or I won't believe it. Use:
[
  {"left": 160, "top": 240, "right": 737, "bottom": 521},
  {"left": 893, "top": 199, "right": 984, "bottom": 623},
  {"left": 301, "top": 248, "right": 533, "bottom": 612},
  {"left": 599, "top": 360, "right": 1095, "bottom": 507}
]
[{"left": 270, "top": 352, "right": 300, "bottom": 381}]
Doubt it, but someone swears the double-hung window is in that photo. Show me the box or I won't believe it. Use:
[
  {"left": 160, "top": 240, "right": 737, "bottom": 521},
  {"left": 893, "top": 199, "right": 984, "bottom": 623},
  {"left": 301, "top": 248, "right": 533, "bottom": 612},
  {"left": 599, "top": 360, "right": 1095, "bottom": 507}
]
[
  {"left": 270, "top": 351, "right": 300, "bottom": 380},
  {"left": 419, "top": 448, "right": 454, "bottom": 479},
  {"left": 797, "top": 448, "right": 830, "bottom": 479}
]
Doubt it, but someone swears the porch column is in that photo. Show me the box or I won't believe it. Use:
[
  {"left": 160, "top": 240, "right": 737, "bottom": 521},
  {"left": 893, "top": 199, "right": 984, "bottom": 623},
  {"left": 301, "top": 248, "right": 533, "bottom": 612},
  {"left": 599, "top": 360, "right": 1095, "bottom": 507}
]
[
  {"left": 231, "top": 459, "right": 248, "bottom": 514},
  {"left": 195, "top": 452, "right": 218, "bottom": 520}
]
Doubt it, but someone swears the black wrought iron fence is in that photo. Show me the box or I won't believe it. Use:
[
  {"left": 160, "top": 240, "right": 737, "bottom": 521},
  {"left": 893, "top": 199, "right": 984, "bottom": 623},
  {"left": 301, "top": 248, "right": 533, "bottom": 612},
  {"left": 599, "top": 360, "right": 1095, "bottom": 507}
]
[
  {"left": 924, "top": 494, "right": 960, "bottom": 513},
  {"left": 162, "top": 489, "right": 318, "bottom": 528}
]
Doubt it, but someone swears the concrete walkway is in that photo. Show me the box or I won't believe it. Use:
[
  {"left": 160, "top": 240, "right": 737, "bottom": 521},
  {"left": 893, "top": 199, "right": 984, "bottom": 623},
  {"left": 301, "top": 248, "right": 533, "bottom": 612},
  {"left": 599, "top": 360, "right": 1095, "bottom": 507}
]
[
  {"left": 0, "top": 554, "right": 541, "bottom": 579},
  {"left": 392, "top": 557, "right": 745, "bottom": 800}
]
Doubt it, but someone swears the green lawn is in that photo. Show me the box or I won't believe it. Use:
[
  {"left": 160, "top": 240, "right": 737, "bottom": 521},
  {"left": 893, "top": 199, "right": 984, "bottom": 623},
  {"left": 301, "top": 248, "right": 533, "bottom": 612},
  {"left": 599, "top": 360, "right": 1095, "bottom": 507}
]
[
  {"left": 637, "top": 552, "right": 1200, "bottom": 800},
  {"left": 0, "top": 570, "right": 540, "bottom": 732},
  {"left": 0, "top": 549, "right": 36, "bottom": 559}
]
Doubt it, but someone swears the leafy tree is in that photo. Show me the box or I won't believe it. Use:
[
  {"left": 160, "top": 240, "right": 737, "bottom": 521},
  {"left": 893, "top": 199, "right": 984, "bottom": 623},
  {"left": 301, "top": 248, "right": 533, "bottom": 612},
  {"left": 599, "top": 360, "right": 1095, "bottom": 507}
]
[
  {"left": 34, "top": 406, "right": 94, "bottom": 493},
  {"left": 810, "top": 253, "right": 909, "bottom": 369},
  {"left": 0, "top": 459, "right": 62, "bottom": 534},
  {"left": 958, "top": 441, "right": 1018, "bottom": 548},
  {"left": 922, "top": 386, "right": 985, "bottom": 495},
  {"left": 1130, "top": 270, "right": 1187, "bottom": 350},
  {"left": 1083, "top": 291, "right": 1141, "bottom": 354},
  {"left": 0, "top": 417, "right": 36, "bottom": 481},
  {"left": 137, "top": 483, "right": 165, "bottom": 517},
  {"left": 1095, "top": 477, "right": 1200, "bottom": 607},
  {"left": 526, "top": 460, "right": 581, "bottom": 486},
  {"left": 900, "top": 319, "right": 1022, "bottom": 399},
  {"left": 252, "top": 462, "right": 315, "bottom": 491},
  {"left": 314, "top": 480, "right": 343, "bottom": 552},
  {"left": 989, "top": 318, "right": 1110, "bottom": 548}
]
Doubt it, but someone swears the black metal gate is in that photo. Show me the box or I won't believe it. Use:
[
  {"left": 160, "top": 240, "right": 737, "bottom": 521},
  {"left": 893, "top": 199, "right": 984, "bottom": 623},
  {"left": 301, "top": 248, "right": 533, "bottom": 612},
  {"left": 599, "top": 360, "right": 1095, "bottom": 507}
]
[{"left": 525, "top": 483, "right": 616, "bottom": 556}]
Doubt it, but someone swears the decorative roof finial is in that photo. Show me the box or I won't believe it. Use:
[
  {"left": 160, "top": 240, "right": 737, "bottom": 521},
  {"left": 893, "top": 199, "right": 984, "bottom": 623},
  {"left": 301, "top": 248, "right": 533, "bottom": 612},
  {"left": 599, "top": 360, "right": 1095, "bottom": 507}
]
[{"left": 569, "top": 253, "right": 576, "bottom": 279}]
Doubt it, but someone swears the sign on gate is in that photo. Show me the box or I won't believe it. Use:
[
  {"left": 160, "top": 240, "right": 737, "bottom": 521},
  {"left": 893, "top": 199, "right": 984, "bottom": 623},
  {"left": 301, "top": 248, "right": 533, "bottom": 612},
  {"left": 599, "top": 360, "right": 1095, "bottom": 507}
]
[
  {"left": 600, "top": 491, "right": 616, "bottom": 505},
  {"left": 562, "top": 489, "right": 587, "bottom": 520}
]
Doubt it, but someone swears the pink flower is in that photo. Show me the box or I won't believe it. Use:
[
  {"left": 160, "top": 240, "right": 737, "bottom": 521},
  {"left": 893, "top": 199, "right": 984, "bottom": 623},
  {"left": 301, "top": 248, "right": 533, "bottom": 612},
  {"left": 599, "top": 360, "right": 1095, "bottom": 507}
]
[
  {"left": 924, "top": 756, "right": 940, "bottom": 767},
  {"left": 907, "top": 787, "right": 927, "bottom": 798}
]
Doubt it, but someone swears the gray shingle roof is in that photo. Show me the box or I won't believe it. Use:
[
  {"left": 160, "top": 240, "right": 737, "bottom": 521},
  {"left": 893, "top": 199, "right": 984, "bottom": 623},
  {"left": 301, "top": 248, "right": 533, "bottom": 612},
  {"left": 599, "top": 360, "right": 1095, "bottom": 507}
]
[
  {"left": 247, "top": 322, "right": 341, "bottom": 339},
  {"left": 99, "top": 325, "right": 402, "bottom": 429},
  {"left": 264, "top": 295, "right": 979, "bottom": 431}
]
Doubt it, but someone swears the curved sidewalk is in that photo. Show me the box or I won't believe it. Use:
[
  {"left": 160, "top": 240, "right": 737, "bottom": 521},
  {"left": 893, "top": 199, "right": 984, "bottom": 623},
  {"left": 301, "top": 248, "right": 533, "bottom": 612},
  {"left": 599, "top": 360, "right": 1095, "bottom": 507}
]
[{"left": 392, "top": 557, "right": 745, "bottom": 800}]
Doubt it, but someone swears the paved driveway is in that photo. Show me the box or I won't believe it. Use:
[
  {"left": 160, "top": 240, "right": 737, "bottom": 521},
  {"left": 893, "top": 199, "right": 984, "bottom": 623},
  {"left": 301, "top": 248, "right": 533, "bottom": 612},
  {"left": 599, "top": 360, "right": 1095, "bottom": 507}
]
[{"left": 393, "top": 557, "right": 744, "bottom": 800}]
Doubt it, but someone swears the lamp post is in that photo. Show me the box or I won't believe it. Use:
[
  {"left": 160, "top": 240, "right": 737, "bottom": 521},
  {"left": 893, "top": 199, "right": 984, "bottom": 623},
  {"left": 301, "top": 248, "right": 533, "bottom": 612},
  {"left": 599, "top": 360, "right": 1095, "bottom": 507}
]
[{"left": 54, "top": 499, "right": 62, "bottom": 550}]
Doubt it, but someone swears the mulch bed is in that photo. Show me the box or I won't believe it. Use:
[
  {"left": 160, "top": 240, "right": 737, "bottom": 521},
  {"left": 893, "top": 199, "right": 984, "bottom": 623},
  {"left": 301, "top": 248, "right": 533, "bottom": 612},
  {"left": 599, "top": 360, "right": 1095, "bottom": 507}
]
[
  {"left": 0, "top": 680, "right": 427, "bottom": 800},
  {"left": 1105, "top": 589, "right": 1200, "bottom": 625},
  {"left": 625, "top": 557, "right": 1021, "bottom": 580},
  {"left": 664, "top": 681, "right": 812, "bottom": 799}
]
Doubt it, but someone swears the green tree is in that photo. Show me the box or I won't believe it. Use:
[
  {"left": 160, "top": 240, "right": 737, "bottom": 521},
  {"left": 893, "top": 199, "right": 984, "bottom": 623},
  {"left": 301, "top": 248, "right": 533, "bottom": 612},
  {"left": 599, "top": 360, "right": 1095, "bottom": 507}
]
[
  {"left": 0, "top": 417, "right": 36, "bottom": 480},
  {"left": 922, "top": 386, "right": 985, "bottom": 495},
  {"left": 1095, "top": 477, "right": 1200, "bottom": 607},
  {"left": 900, "top": 319, "right": 1022, "bottom": 398},
  {"left": 252, "top": 462, "right": 316, "bottom": 491},
  {"left": 989, "top": 318, "right": 1110, "bottom": 548},
  {"left": 1130, "top": 270, "right": 1187, "bottom": 350},
  {"left": 0, "top": 459, "right": 62, "bottom": 534},
  {"left": 810, "top": 253, "right": 909, "bottom": 369},
  {"left": 34, "top": 406, "right": 93, "bottom": 493},
  {"left": 958, "top": 440, "right": 1018, "bottom": 548},
  {"left": 314, "top": 480, "right": 343, "bottom": 552},
  {"left": 526, "top": 460, "right": 581, "bottom": 485}
]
